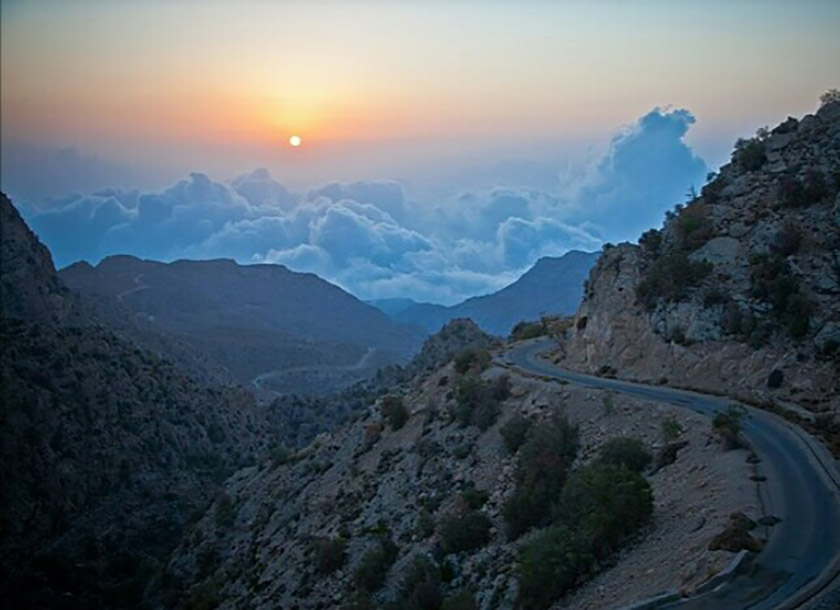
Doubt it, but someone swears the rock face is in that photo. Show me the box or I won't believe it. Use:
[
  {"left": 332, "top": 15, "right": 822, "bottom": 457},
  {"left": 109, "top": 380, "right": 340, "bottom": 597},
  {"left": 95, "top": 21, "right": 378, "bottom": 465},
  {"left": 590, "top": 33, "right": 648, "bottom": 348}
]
[
  {"left": 0, "top": 193, "right": 70, "bottom": 322},
  {"left": 391, "top": 251, "right": 599, "bottom": 336},
  {"left": 563, "top": 102, "right": 840, "bottom": 416},
  {"left": 61, "top": 253, "right": 425, "bottom": 395},
  {"left": 0, "top": 194, "right": 271, "bottom": 608}
]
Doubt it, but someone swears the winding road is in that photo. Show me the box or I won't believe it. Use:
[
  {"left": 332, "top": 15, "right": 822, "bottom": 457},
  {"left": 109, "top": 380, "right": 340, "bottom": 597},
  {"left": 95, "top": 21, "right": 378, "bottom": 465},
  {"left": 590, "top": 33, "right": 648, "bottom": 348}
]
[
  {"left": 504, "top": 339, "right": 840, "bottom": 610},
  {"left": 250, "top": 347, "right": 377, "bottom": 393}
]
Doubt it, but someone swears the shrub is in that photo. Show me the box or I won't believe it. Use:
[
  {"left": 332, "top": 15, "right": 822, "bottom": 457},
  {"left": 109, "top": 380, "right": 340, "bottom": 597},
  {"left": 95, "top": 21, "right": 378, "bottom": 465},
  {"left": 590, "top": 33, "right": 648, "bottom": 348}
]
[
  {"left": 459, "top": 485, "right": 489, "bottom": 510},
  {"left": 312, "top": 536, "right": 347, "bottom": 574},
  {"left": 767, "top": 369, "right": 784, "bottom": 389},
  {"left": 393, "top": 555, "right": 442, "bottom": 610},
  {"left": 453, "top": 348, "right": 491, "bottom": 374},
  {"left": 713, "top": 406, "right": 744, "bottom": 450},
  {"left": 779, "top": 170, "right": 829, "bottom": 207},
  {"left": 510, "top": 320, "right": 546, "bottom": 341},
  {"left": 416, "top": 509, "right": 436, "bottom": 539},
  {"left": 597, "top": 437, "right": 652, "bottom": 473},
  {"left": 639, "top": 229, "right": 662, "bottom": 257},
  {"left": 490, "top": 374, "right": 512, "bottom": 401},
  {"left": 732, "top": 137, "right": 766, "bottom": 171},
  {"left": 454, "top": 376, "right": 500, "bottom": 430},
  {"left": 500, "top": 414, "right": 532, "bottom": 454},
  {"left": 440, "top": 510, "right": 492, "bottom": 554},
  {"left": 517, "top": 525, "right": 593, "bottom": 610},
  {"left": 750, "top": 254, "right": 812, "bottom": 339},
  {"left": 676, "top": 204, "right": 714, "bottom": 251},
  {"left": 661, "top": 417, "right": 683, "bottom": 442},
  {"left": 354, "top": 538, "right": 399, "bottom": 593},
  {"left": 504, "top": 415, "right": 579, "bottom": 538},
  {"left": 214, "top": 493, "right": 235, "bottom": 528},
  {"left": 636, "top": 251, "right": 713, "bottom": 310},
  {"left": 382, "top": 395, "right": 409, "bottom": 431},
  {"left": 555, "top": 464, "right": 653, "bottom": 560},
  {"left": 774, "top": 220, "right": 802, "bottom": 256},
  {"left": 442, "top": 590, "right": 477, "bottom": 610}
]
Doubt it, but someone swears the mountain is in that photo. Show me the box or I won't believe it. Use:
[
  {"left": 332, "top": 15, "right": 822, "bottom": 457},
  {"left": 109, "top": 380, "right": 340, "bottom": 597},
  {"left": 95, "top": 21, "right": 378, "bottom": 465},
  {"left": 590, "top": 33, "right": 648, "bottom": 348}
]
[
  {"left": 559, "top": 101, "right": 840, "bottom": 437},
  {"left": 0, "top": 193, "right": 272, "bottom": 608},
  {"left": 61, "top": 255, "right": 425, "bottom": 396},
  {"left": 365, "top": 297, "right": 421, "bottom": 317},
  {"left": 388, "top": 250, "right": 598, "bottom": 335}
]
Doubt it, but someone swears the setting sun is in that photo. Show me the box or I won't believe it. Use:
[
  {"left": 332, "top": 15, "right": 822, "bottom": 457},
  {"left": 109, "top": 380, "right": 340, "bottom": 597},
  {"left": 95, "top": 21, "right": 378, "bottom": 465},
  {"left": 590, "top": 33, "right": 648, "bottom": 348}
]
[{"left": 289, "top": 135, "right": 302, "bottom": 147}]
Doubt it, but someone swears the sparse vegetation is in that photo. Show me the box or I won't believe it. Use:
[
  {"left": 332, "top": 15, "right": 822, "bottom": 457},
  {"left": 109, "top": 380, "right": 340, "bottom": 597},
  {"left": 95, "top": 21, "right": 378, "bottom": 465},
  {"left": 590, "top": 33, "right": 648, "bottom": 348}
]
[
  {"left": 661, "top": 416, "right": 683, "bottom": 442},
  {"left": 439, "top": 510, "right": 492, "bottom": 554},
  {"left": 354, "top": 537, "right": 399, "bottom": 593},
  {"left": 312, "top": 536, "right": 348, "bottom": 574},
  {"left": 381, "top": 395, "right": 409, "bottom": 430},
  {"left": 597, "top": 437, "right": 652, "bottom": 473},
  {"left": 453, "top": 375, "right": 502, "bottom": 430},
  {"left": 504, "top": 415, "right": 579, "bottom": 538},
  {"left": 713, "top": 406, "right": 745, "bottom": 450},
  {"left": 636, "top": 251, "right": 713, "bottom": 310},
  {"left": 453, "top": 348, "right": 491, "bottom": 375},
  {"left": 732, "top": 136, "right": 767, "bottom": 171},
  {"left": 500, "top": 414, "right": 532, "bottom": 454},
  {"left": 510, "top": 319, "right": 546, "bottom": 341}
]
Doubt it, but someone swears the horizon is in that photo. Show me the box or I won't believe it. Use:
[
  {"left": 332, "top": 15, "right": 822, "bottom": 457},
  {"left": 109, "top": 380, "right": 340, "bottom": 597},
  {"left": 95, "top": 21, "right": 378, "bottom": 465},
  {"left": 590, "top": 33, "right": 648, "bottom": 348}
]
[{"left": 2, "top": 0, "right": 839, "bottom": 304}]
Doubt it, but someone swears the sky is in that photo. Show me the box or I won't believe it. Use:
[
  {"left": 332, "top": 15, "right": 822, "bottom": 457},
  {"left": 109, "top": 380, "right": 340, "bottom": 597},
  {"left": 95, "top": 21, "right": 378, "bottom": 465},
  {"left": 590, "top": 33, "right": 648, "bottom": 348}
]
[{"left": 2, "top": 0, "right": 839, "bottom": 304}]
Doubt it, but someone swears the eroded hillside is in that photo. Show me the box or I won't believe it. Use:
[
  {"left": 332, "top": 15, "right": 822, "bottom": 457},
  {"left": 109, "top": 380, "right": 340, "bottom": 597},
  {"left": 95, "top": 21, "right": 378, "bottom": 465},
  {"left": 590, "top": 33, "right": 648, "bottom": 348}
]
[{"left": 560, "top": 101, "right": 840, "bottom": 440}]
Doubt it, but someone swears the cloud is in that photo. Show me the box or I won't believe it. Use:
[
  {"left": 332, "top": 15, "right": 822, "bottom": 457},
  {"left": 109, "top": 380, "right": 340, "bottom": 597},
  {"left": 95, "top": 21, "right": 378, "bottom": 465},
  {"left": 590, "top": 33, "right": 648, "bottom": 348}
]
[
  {"left": 573, "top": 107, "right": 708, "bottom": 242},
  {"left": 19, "top": 107, "right": 708, "bottom": 304}
]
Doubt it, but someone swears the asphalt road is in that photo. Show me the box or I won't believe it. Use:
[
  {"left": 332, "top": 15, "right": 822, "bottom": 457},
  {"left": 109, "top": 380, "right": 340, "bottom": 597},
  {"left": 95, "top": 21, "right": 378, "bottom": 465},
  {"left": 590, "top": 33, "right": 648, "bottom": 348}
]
[{"left": 504, "top": 339, "right": 840, "bottom": 610}]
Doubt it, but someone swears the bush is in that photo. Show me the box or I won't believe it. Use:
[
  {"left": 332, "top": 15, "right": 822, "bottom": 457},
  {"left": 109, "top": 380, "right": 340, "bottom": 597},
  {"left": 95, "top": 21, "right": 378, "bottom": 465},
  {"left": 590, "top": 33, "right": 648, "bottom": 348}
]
[
  {"left": 393, "top": 555, "right": 442, "bottom": 610},
  {"left": 510, "top": 320, "right": 546, "bottom": 341},
  {"left": 500, "top": 414, "right": 532, "bottom": 454},
  {"left": 312, "top": 536, "right": 347, "bottom": 574},
  {"left": 639, "top": 229, "right": 662, "bottom": 257},
  {"left": 440, "top": 510, "right": 492, "bottom": 554},
  {"left": 490, "top": 374, "right": 512, "bottom": 401},
  {"left": 750, "top": 254, "right": 812, "bottom": 339},
  {"left": 517, "top": 525, "right": 593, "bottom": 610},
  {"left": 732, "top": 137, "right": 766, "bottom": 171},
  {"left": 382, "top": 395, "right": 409, "bottom": 431},
  {"left": 354, "top": 538, "right": 399, "bottom": 593},
  {"left": 453, "top": 348, "right": 491, "bottom": 374},
  {"left": 636, "top": 251, "right": 712, "bottom": 310},
  {"left": 767, "top": 369, "right": 784, "bottom": 389},
  {"left": 442, "top": 590, "right": 477, "bottom": 610},
  {"left": 713, "top": 406, "right": 744, "bottom": 450},
  {"left": 556, "top": 464, "right": 653, "bottom": 560},
  {"left": 597, "top": 437, "right": 652, "bottom": 473},
  {"left": 504, "top": 415, "right": 579, "bottom": 538},
  {"left": 774, "top": 220, "right": 802, "bottom": 256},
  {"left": 661, "top": 417, "right": 683, "bottom": 442},
  {"left": 416, "top": 509, "right": 436, "bottom": 539},
  {"left": 453, "top": 376, "right": 500, "bottom": 430},
  {"left": 779, "top": 170, "right": 829, "bottom": 207},
  {"left": 676, "top": 204, "right": 714, "bottom": 251},
  {"left": 459, "top": 485, "right": 489, "bottom": 510}
]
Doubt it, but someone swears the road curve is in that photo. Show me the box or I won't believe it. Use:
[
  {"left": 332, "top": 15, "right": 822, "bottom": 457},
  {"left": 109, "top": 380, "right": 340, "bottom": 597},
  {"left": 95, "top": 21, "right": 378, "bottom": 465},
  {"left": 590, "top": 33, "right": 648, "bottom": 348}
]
[{"left": 504, "top": 338, "right": 840, "bottom": 610}]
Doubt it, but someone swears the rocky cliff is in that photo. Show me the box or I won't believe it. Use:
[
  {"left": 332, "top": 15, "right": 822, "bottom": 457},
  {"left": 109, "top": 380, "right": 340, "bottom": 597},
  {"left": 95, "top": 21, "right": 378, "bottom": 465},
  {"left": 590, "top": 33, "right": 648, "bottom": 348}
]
[{"left": 562, "top": 101, "right": 840, "bottom": 424}]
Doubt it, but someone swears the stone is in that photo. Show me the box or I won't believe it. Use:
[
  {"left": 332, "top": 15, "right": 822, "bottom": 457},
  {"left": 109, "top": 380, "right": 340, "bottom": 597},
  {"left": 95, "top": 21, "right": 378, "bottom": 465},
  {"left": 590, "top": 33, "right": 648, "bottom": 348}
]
[{"left": 765, "top": 132, "right": 793, "bottom": 151}]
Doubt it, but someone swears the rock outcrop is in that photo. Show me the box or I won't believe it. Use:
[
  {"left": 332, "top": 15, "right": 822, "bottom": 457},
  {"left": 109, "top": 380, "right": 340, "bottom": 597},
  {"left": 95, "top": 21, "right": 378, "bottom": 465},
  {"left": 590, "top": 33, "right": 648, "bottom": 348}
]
[{"left": 563, "top": 101, "right": 840, "bottom": 419}]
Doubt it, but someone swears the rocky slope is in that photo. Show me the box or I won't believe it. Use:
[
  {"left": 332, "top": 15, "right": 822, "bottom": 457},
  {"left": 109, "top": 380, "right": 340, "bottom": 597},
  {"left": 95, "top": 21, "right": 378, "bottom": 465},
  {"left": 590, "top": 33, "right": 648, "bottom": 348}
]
[
  {"left": 560, "top": 101, "right": 840, "bottom": 429},
  {"left": 0, "top": 194, "right": 273, "bottom": 608},
  {"left": 61, "top": 255, "right": 425, "bottom": 395},
  {"left": 387, "top": 251, "right": 598, "bottom": 336},
  {"left": 162, "top": 358, "right": 758, "bottom": 610}
]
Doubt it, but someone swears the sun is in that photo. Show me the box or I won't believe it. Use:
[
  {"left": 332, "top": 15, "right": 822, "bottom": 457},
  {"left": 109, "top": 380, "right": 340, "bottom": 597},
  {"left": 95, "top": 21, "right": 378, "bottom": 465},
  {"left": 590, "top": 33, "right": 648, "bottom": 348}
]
[{"left": 289, "top": 135, "right": 302, "bottom": 147}]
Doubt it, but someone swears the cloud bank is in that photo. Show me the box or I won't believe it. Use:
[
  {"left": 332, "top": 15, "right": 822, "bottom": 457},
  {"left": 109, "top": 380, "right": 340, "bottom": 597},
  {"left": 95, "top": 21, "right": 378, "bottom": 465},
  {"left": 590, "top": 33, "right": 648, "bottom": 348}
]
[{"left": 19, "top": 108, "right": 707, "bottom": 304}]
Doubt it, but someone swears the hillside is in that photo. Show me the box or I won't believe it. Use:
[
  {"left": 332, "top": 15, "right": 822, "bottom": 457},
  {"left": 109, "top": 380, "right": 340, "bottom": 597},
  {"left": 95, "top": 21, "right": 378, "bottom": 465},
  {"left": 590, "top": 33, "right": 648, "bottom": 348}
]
[
  {"left": 559, "top": 101, "right": 840, "bottom": 426},
  {"left": 61, "top": 255, "right": 425, "bottom": 396},
  {"left": 389, "top": 250, "right": 598, "bottom": 336},
  {"left": 161, "top": 356, "right": 757, "bottom": 610},
  {"left": 0, "top": 193, "right": 272, "bottom": 607}
]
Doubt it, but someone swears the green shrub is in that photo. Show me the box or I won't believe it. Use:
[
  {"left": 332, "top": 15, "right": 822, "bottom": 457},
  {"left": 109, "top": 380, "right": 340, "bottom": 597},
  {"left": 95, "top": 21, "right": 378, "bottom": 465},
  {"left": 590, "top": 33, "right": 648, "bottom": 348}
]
[
  {"left": 732, "top": 137, "right": 766, "bottom": 171},
  {"left": 779, "top": 170, "right": 829, "bottom": 207},
  {"left": 500, "top": 414, "right": 532, "bottom": 454},
  {"left": 442, "top": 590, "right": 477, "bottom": 610},
  {"left": 440, "top": 510, "right": 492, "bottom": 554},
  {"left": 453, "top": 348, "right": 491, "bottom": 374},
  {"left": 597, "top": 437, "right": 652, "bottom": 473},
  {"left": 661, "top": 417, "right": 683, "bottom": 442},
  {"left": 504, "top": 415, "right": 579, "bottom": 538},
  {"left": 416, "top": 509, "right": 436, "bottom": 539},
  {"left": 639, "top": 229, "right": 662, "bottom": 257},
  {"left": 713, "top": 406, "right": 744, "bottom": 450},
  {"left": 636, "top": 251, "right": 712, "bottom": 310},
  {"left": 393, "top": 555, "right": 442, "bottom": 610},
  {"left": 491, "top": 374, "right": 512, "bottom": 401},
  {"left": 459, "top": 485, "right": 489, "bottom": 510},
  {"left": 676, "top": 204, "right": 714, "bottom": 251},
  {"left": 453, "top": 376, "right": 500, "bottom": 430},
  {"left": 510, "top": 320, "right": 546, "bottom": 341},
  {"left": 312, "top": 536, "right": 347, "bottom": 574},
  {"left": 354, "top": 538, "right": 399, "bottom": 593},
  {"left": 517, "top": 525, "right": 593, "bottom": 610},
  {"left": 382, "top": 395, "right": 409, "bottom": 431},
  {"left": 556, "top": 464, "right": 653, "bottom": 560}
]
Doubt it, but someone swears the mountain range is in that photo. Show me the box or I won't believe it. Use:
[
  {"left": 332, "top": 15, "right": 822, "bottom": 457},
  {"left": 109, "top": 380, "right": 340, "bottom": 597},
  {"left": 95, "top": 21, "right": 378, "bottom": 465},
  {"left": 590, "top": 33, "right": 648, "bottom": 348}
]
[{"left": 370, "top": 250, "right": 598, "bottom": 336}]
